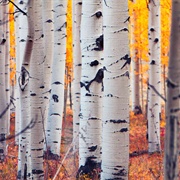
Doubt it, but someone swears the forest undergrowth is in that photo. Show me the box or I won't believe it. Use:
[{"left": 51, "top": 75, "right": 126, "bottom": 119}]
[{"left": 0, "top": 108, "right": 176, "bottom": 180}]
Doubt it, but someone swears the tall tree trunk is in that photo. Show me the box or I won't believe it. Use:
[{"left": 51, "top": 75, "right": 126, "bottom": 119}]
[
  {"left": 130, "top": 1, "right": 142, "bottom": 114},
  {"left": 147, "top": 0, "right": 161, "bottom": 153},
  {"left": 29, "top": 0, "right": 44, "bottom": 179},
  {"left": 46, "top": 0, "right": 67, "bottom": 158},
  {"left": 101, "top": 1, "right": 130, "bottom": 179},
  {"left": 4, "top": 3, "right": 10, "bottom": 137},
  {"left": 17, "top": 0, "right": 34, "bottom": 178},
  {"left": 72, "top": 0, "right": 82, "bottom": 151},
  {"left": 77, "top": 0, "right": 103, "bottom": 176},
  {"left": 14, "top": 0, "right": 22, "bottom": 145},
  {"left": 0, "top": 1, "right": 8, "bottom": 162},
  {"left": 42, "top": 1, "right": 54, "bottom": 151},
  {"left": 164, "top": 0, "right": 180, "bottom": 179}
]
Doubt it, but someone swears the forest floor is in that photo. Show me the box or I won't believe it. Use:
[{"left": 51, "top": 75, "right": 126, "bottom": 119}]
[{"left": 0, "top": 108, "right": 174, "bottom": 180}]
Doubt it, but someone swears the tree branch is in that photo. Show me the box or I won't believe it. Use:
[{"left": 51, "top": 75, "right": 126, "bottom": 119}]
[{"left": 8, "top": 0, "right": 27, "bottom": 16}]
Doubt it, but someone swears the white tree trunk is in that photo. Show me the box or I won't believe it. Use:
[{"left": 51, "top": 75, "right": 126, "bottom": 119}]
[
  {"left": 4, "top": 3, "right": 10, "bottom": 137},
  {"left": 46, "top": 0, "right": 67, "bottom": 158},
  {"left": 164, "top": 0, "right": 180, "bottom": 179},
  {"left": 101, "top": 1, "right": 130, "bottom": 179},
  {"left": 17, "top": 0, "right": 34, "bottom": 178},
  {"left": 78, "top": 0, "right": 103, "bottom": 174},
  {"left": 14, "top": 0, "right": 29, "bottom": 145},
  {"left": 29, "top": 0, "right": 44, "bottom": 179},
  {"left": 72, "top": 0, "right": 82, "bottom": 152},
  {"left": 147, "top": 0, "right": 161, "bottom": 153},
  {"left": 0, "top": 2, "right": 8, "bottom": 162},
  {"left": 42, "top": 1, "right": 54, "bottom": 151}
]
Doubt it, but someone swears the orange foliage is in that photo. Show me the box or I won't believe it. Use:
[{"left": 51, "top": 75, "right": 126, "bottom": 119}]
[
  {"left": 129, "top": 113, "right": 166, "bottom": 179},
  {"left": 161, "top": 0, "right": 171, "bottom": 66},
  {"left": 129, "top": 0, "right": 149, "bottom": 62},
  {"left": 9, "top": 1, "right": 16, "bottom": 86},
  {"left": 66, "top": 0, "right": 73, "bottom": 84},
  {"left": 129, "top": 0, "right": 171, "bottom": 66}
]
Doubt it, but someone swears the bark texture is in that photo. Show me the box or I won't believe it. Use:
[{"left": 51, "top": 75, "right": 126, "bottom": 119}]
[
  {"left": 46, "top": 0, "right": 67, "bottom": 158},
  {"left": 17, "top": 0, "right": 33, "bottom": 178},
  {"left": 101, "top": 0, "right": 130, "bottom": 179},
  {"left": 147, "top": 0, "right": 161, "bottom": 153},
  {"left": 72, "top": 0, "right": 82, "bottom": 152},
  {"left": 164, "top": 0, "right": 180, "bottom": 179},
  {"left": 29, "top": 0, "right": 44, "bottom": 179},
  {"left": 78, "top": 0, "right": 103, "bottom": 175}
]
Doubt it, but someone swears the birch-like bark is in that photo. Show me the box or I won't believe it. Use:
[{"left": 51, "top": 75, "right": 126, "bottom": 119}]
[
  {"left": 164, "top": 0, "right": 180, "bottom": 179},
  {"left": 147, "top": 0, "right": 161, "bottom": 153},
  {"left": 78, "top": 0, "right": 103, "bottom": 174},
  {"left": 72, "top": 0, "right": 82, "bottom": 151},
  {"left": 0, "top": 1, "right": 7, "bottom": 162},
  {"left": 4, "top": 3, "right": 10, "bottom": 136},
  {"left": 42, "top": 1, "right": 54, "bottom": 150},
  {"left": 29, "top": 0, "right": 44, "bottom": 179},
  {"left": 46, "top": 0, "right": 67, "bottom": 158},
  {"left": 17, "top": 0, "right": 34, "bottom": 178},
  {"left": 101, "top": 1, "right": 130, "bottom": 179},
  {"left": 14, "top": 0, "right": 28, "bottom": 145}
]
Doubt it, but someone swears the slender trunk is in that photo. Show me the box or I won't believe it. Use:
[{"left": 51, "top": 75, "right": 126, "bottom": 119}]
[
  {"left": 46, "top": 0, "right": 67, "bottom": 158},
  {"left": 42, "top": 1, "right": 54, "bottom": 151},
  {"left": 72, "top": 0, "right": 82, "bottom": 151},
  {"left": 0, "top": 2, "right": 8, "bottom": 162},
  {"left": 130, "top": 3, "right": 142, "bottom": 114},
  {"left": 4, "top": 3, "right": 10, "bottom": 136},
  {"left": 147, "top": 0, "right": 161, "bottom": 153},
  {"left": 14, "top": 0, "right": 25, "bottom": 145},
  {"left": 29, "top": 0, "right": 44, "bottom": 179}
]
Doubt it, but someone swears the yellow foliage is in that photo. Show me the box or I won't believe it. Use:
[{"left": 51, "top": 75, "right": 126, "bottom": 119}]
[
  {"left": 66, "top": 0, "right": 73, "bottom": 84},
  {"left": 129, "top": 0, "right": 171, "bottom": 66},
  {"left": 161, "top": 0, "right": 171, "bottom": 66},
  {"left": 9, "top": 1, "right": 16, "bottom": 85}
]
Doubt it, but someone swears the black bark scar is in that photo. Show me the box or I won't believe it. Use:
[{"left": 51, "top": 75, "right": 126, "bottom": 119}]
[
  {"left": 81, "top": 68, "right": 105, "bottom": 92},
  {"left": 120, "top": 54, "right": 131, "bottom": 69}
]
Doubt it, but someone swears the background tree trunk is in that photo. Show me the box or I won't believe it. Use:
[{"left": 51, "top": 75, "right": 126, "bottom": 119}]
[
  {"left": 164, "top": 0, "right": 180, "bottom": 179},
  {"left": 130, "top": 1, "right": 142, "bottom": 114},
  {"left": 46, "top": 0, "right": 67, "bottom": 158},
  {"left": 0, "top": 1, "right": 8, "bottom": 162}
]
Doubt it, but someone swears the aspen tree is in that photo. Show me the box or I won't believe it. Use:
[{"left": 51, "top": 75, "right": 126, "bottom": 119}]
[
  {"left": 147, "top": 0, "right": 161, "bottom": 153},
  {"left": 130, "top": 0, "right": 142, "bottom": 114},
  {"left": 42, "top": 1, "right": 54, "bottom": 147},
  {"left": 17, "top": 0, "right": 34, "bottom": 178},
  {"left": 29, "top": 0, "right": 44, "bottom": 179},
  {"left": 46, "top": 0, "right": 67, "bottom": 158},
  {"left": 164, "top": 0, "right": 180, "bottom": 179},
  {"left": 72, "top": 0, "right": 82, "bottom": 151},
  {"left": 4, "top": 2, "right": 10, "bottom": 137},
  {"left": 78, "top": 0, "right": 103, "bottom": 175},
  {"left": 101, "top": 0, "right": 130, "bottom": 179},
  {"left": 0, "top": 1, "right": 8, "bottom": 162}
]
